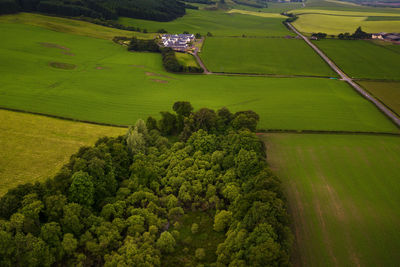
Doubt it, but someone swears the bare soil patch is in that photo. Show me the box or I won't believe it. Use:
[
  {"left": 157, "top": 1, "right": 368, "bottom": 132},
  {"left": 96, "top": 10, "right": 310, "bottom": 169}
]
[
  {"left": 145, "top": 72, "right": 174, "bottom": 79},
  {"left": 39, "top": 42, "right": 70, "bottom": 50},
  {"left": 150, "top": 79, "right": 168, "bottom": 84},
  {"left": 49, "top": 62, "right": 76, "bottom": 70},
  {"left": 62, "top": 51, "right": 75, "bottom": 56}
]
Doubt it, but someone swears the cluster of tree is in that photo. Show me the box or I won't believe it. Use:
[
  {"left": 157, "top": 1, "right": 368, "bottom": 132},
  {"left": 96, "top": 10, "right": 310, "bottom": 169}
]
[
  {"left": 128, "top": 37, "right": 160, "bottom": 52},
  {"left": 231, "top": 0, "right": 267, "bottom": 8},
  {"left": 4, "top": 0, "right": 187, "bottom": 22},
  {"left": 338, "top": 26, "right": 371, "bottom": 40},
  {"left": 311, "top": 32, "right": 327, "bottom": 39},
  {"left": 283, "top": 12, "right": 298, "bottom": 23},
  {"left": 161, "top": 48, "right": 204, "bottom": 73},
  {"left": 0, "top": 102, "right": 292, "bottom": 266},
  {"left": 0, "top": 0, "right": 19, "bottom": 14},
  {"left": 75, "top": 16, "right": 144, "bottom": 33},
  {"left": 182, "top": 0, "right": 216, "bottom": 5}
]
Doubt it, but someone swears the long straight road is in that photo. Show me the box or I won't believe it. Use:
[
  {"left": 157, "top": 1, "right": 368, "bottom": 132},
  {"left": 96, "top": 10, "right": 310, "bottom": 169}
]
[{"left": 287, "top": 22, "right": 400, "bottom": 128}]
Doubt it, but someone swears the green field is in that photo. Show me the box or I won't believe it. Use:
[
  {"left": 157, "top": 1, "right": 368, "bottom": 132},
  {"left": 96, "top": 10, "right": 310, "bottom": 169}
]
[
  {"left": 262, "top": 133, "right": 400, "bottom": 267},
  {"left": 314, "top": 39, "right": 400, "bottom": 80},
  {"left": 200, "top": 37, "right": 337, "bottom": 76},
  {"left": 119, "top": 9, "right": 292, "bottom": 37},
  {"left": 0, "top": 109, "right": 125, "bottom": 196},
  {"left": 359, "top": 81, "right": 400, "bottom": 115},
  {"left": 0, "top": 21, "right": 398, "bottom": 133},
  {"left": 176, "top": 53, "right": 199, "bottom": 67},
  {"left": 0, "top": 12, "right": 153, "bottom": 40}
]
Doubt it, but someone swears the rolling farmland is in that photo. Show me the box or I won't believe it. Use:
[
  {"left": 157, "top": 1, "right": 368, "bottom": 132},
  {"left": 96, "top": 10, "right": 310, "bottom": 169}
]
[
  {"left": 0, "top": 22, "right": 397, "bottom": 132},
  {"left": 119, "top": 9, "right": 293, "bottom": 37},
  {"left": 263, "top": 133, "right": 400, "bottom": 267},
  {"left": 200, "top": 37, "right": 337, "bottom": 76}
]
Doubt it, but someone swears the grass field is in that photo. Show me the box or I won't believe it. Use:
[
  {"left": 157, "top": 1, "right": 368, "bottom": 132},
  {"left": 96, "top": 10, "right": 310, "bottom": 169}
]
[
  {"left": 313, "top": 39, "right": 400, "bottom": 80},
  {"left": 176, "top": 53, "right": 199, "bottom": 67},
  {"left": 359, "top": 81, "right": 400, "bottom": 116},
  {"left": 119, "top": 9, "right": 292, "bottom": 37},
  {"left": 0, "top": 12, "right": 153, "bottom": 40},
  {"left": 0, "top": 109, "right": 125, "bottom": 196},
  {"left": 262, "top": 133, "right": 400, "bottom": 267},
  {"left": 0, "top": 22, "right": 398, "bottom": 133},
  {"left": 200, "top": 37, "right": 337, "bottom": 76}
]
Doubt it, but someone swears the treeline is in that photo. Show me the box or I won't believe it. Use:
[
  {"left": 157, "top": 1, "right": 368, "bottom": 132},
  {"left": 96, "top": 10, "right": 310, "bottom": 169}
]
[
  {"left": 338, "top": 26, "right": 371, "bottom": 40},
  {"left": 182, "top": 0, "right": 216, "bottom": 4},
  {"left": 2, "top": 0, "right": 187, "bottom": 22},
  {"left": 0, "top": 0, "right": 19, "bottom": 14},
  {"left": 0, "top": 102, "right": 292, "bottom": 266},
  {"left": 231, "top": 0, "right": 267, "bottom": 8},
  {"left": 126, "top": 38, "right": 203, "bottom": 73}
]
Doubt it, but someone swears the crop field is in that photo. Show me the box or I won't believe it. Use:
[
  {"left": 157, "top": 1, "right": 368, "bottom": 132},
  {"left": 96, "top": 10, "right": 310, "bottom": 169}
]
[
  {"left": 0, "top": 109, "right": 125, "bottom": 196},
  {"left": 200, "top": 37, "right": 337, "bottom": 76},
  {"left": 176, "top": 53, "right": 199, "bottom": 67},
  {"left": 359, "top": 81, "right": 400, "bottom": 115},
  {"left": 118, "top": 9, "right": 293, "bottom": 37},
  {"left": 0, "top": 22, "right": 398, "bottom": 133},
  {"left": 313, "top": 39, "right": 400, "bottom": 80},
  {"left": 0, "top": 12, "right": 153, "bottom": 40},
  {"left": 262, "top": 133, "right": 400, "bottom": 267}
]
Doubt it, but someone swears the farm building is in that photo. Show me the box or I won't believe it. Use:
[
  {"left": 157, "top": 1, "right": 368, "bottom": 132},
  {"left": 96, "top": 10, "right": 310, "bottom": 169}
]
[
  {"left": 161, "top": 34, "right": 195, "bottom": 52},
  {"left": 372, "top": 32, "right": 400, "bottom": 42}
]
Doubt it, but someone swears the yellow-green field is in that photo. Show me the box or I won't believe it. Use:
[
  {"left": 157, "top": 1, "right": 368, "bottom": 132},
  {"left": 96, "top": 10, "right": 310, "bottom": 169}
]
[
  {"left": 0, "top": 109, "right": 125, "bottom": 196},
  {"left": 226, "top": 9, "right": 286, "bottom": 18},
  {"left": 263, "top": 133, "right": 400, "bottom": 267},
  {"left": 359, "top": 81, "right": 400, "bottom": 116},
  {"left": 291, "top": 8, "right": 400, "bottom": 35}
]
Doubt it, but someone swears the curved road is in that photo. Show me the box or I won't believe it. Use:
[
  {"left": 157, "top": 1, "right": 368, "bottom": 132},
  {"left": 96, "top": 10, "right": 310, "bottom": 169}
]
[{"left": 287, "top": 22, "right": 400, "bottom": 128}]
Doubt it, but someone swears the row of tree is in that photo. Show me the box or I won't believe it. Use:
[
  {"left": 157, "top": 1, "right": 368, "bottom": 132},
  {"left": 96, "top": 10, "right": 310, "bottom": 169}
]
[
  {"left": 338, "top": 26, "right": 371, "bottom": 40},
  {"left": 3, "top": 0, "right": 187, "bottom": 22},
  {"left": 0, "top": 102, "right": 292, "bottom": 266}
]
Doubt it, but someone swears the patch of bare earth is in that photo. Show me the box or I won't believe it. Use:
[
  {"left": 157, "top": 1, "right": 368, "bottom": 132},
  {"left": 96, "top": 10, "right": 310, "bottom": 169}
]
[
  {"left": 145, "top": 72, "right": 174, "bottom": 79},
  {"left": 39, "top": 42, "right": 70, "bottom": 50},
  {"left": 49, "top": 62, "right": 76, "bottom": 70},
  {"left": 62, "top": 51, "right": 75, "bottom": 56},
  {"left": 150, "top": 79, "right": 168, "bottom": 84}
]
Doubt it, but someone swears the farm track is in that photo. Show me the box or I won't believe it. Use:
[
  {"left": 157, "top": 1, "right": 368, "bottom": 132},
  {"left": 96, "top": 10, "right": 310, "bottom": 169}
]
[{"left": 287, "top": 22, "right": 400, "bottom": 129}]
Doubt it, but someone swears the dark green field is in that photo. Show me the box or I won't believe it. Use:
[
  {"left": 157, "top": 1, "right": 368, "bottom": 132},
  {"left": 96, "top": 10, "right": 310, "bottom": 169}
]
[
  {"left": 200, "top": 37, "right": 337, "bottom": 76},
  {"left": 314, "top": 39, "right": 400, "bottom": 80}
]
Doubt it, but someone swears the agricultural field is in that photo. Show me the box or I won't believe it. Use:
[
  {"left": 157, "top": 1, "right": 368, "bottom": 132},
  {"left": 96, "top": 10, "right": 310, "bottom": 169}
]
[
  {"left": 0, "top": 21, "right": 398, "bottom": 133},
  {"left": 0, "top": 109, "right": 125, "bottom": 196},
  {"left": 175, "top": 53, "right": 199, "bottom": 67},
  {"left": 118, "top": 9, "right": 293, "bottom": 37},
  {"left": 0, "top": 12, "right": 153, "bottom": 40},
  {"left": 313, "top": 39, "right": 400, "bottom": 80},
  {"left": 359, "top": 81, "right": 400, "bottom": 115},
  {"left": 200, "top": 37, "right": 337, "bottom": 76},
  {"left": 262, "top": 133, "right": 400, "bottom": 267}
]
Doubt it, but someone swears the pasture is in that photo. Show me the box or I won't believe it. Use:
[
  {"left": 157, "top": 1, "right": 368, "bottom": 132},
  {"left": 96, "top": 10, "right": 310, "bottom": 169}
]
[
  {"left": 0, "top": 12, "right": 153, "bottom": 40},
  {"left": 359, "top": 81, "right": 400, "bottom": 116},
  {"left": 0, "top": 22, "right": 398, "bottom": 133},
  {"left": 200, "top": 37, "right": 337, "bottom": 76},
  {"left": 293, "top": 13, "right": 400, "bottom": 35},
  {"left": 118, "top": 9, "right": 292, "bottom": 37},
  {"left": 0, "top": 109, "right": 125, "bottom": 196},
  {"left": 262, "top": 133, "right": 400, "bottom": 267},
  {"left": 314, "top": 39, "right": 400, "bottom": 80}
]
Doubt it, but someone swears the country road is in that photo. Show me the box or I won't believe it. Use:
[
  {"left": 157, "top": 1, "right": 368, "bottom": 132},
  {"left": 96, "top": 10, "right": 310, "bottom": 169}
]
[{"left": 287, "top": 22, "right": 400, "bottom": 128}]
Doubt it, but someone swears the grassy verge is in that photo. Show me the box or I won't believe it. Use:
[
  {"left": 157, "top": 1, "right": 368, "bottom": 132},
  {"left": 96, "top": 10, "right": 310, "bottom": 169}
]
[
  {"left": 0, "top": 109, "right": 125, "bottom": 196},
  {"left": 262, "top": 133, "right": 400, "bottom": 267}
]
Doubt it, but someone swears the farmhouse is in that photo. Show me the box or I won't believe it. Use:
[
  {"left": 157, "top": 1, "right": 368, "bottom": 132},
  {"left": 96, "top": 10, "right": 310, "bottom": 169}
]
[
  {"left": 372, "top": 32, "right": 400, "bottom": 42},
  {"left": 161, "top": 34, "right": 195, "bottom": 52}
]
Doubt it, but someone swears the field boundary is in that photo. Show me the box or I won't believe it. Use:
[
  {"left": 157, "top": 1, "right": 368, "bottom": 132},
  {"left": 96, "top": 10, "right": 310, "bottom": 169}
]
[{"left": 0, "top": 106, "right": 129, "bottom": 128}]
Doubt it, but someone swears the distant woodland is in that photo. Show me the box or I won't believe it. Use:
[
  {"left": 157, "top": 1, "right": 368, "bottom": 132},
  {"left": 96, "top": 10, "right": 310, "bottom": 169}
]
[
  {"left": 0, "top": 0, "right": 189, "bottom": 21},
  {"left": 0, "top": 102, "right": 292, "bottom": 266}
]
